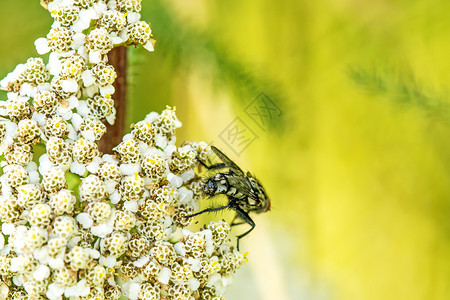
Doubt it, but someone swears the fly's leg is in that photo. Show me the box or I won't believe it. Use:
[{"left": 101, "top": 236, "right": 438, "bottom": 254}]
[
  {"left": 233, "top": 206, "right": 255, "bottom": 251},
  {"left": 198, "top": 159, "right": 227, "bottom": 171},
  {"left": 230, "top": 214, "right": 246, "bottom": 226},
  {"left": 186, "top": 205, "right": 231, "bottom": 219}
]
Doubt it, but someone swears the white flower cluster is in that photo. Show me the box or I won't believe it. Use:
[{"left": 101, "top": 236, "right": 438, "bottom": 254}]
[{"left": 0, "top": 0, "right": 248, "bottom": 299}]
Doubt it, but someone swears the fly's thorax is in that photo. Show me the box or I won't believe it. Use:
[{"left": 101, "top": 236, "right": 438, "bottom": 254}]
[
  {"left": 204, "top": 173, "right": 228, "bottom": 195},
  {"left": 226, "top": 186, "right": 245, "bottom": 199}
]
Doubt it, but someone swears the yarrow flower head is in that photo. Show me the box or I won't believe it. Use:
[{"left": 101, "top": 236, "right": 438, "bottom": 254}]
[{"left": 0, "top": 1, "right": 249, "bottom": 299}]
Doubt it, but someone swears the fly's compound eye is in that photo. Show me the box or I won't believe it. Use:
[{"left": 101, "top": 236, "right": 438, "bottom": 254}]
[{"left": 205, "top": 181, "right": 216, "bottom": 192}]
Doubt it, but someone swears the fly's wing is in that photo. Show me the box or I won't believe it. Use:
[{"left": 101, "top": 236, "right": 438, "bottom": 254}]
[
  {"left": 228, "top": 174, "right": 253, "bottom": 195},
  {"left": 211, "top": 146, "right": 244, "bottom": 175}
]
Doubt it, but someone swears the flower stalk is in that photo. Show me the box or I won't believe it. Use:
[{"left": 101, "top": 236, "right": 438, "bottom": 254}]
[{"left": 100, "top": 46, "right": 127, "bottom": 154}]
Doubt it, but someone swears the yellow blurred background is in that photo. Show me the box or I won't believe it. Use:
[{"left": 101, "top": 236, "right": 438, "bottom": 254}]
[{"left": 2, "top": 0, "right": 450, "bottom": 299}]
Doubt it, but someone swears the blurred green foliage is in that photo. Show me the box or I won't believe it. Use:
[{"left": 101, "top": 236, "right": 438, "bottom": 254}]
[{"left": 2, "top": 1, "right": 450, "bottom": 299}]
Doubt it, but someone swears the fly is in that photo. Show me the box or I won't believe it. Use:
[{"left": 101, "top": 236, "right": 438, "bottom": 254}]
[{"left": 188, "top": 146, "right": 270, "bottom": 250}]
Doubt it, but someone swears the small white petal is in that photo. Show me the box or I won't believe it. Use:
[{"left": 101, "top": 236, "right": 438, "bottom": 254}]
[
  {"left": 64, "top": 279, "right": 90, "bottom": 297},
  {"left": 32, "top": 112, "right": 46, "bottom": 126},
  {"left": 67, "top": 124, "right": 78, "bottom": 140},
  {"left": 119, "top": 29, "right": 128, "bottom": 42},
  {"left": 144, "top": 112, "right": 159, "bottom": 122},
  {"left": 164, "top": 144, "right": 177, "bottom": 156},
  {"left": 61, "top": 79, "right": 79, "bottom": 93},
  {"left": 29, "top": 171, "right": 41, "bottom": 184},
  {"left": 0, "top": 235, "right": 4, "bottom": 251},
  {"left": 37, "top": 82, "right": 52, "bottom": 91},
  {"left": 128, "top": 282, "right": 141, "bottom": 300},
  {"left": 91, "top": 212, "right": 114, "bottom": 237},
  {"left": 221, "top": 275, "right": 234, "bottom": 287},
  {"left": 5, "top": 119, "right": 18, "bottom": 136},
  {"left": 203, "top": 230, "right": 214, "bottom": 256},
  {"left": 88, "top": 51, "right": 102, "bottom": 64},
  {"left": 214, "top": 280, "right": 227, "bottom": 295},
  {"left": 133, "top": 256, "right": 149, "bottom": 268},
  {"left": 34, "top": 246, "right": 50, "bottom": 264},
  {"left": 180, "top": 170, "right": 195, "bottom": 182},
  {"left": 10, "top": 258, "right": 20, "bottom": 273},
  {"left": 38, "top": 154, "right": 52, "bottom": 176},
  {"left": 47, "top": 52, "right": 62, "bottom": 75},
  {"left": 174, "top": 119, "right": 182, "bottom": 128},
  {"left": 104, "top": 180, "right": 118, "bottom": 194},
  {"left": 2, "top": 223, "right": 15, "bottom": 235},
  {"left": 105, "top": 107, "right": 116, "bottom": 125},
  {"left": 81, "top": 69, "right": 96, "bottom": 87},
  {"left": 90, "top": 222, "right": 113, "bottom": 238},
  {"left": 109, "top": 190, "right": 121, "bottom": 204},
  {"left": 82, "top": 84, "right": 99, "bottom": 98},
  {"left": 81, "top": 130, "right": 96, "bottom": 141},
  {"left": 75, "top": 8, "right": 96, "bottom": 30},
  {"left": 119, "top": 163, "right": 140, "bottom": 176},
  {"left": 59, "top": 109, "right": 73, "bottom": 120},
  {"left": 72, "top": 32, "right": 86, "bottom": 49},
  {"left": 127, "top": 12, "right": 141, "bottom": 23},
  {"left": 12, "top": 227, "right": 27, "bottom": 252},
  {"left": 102, "top": 154, "right": 118, "bottom": 163},
  {"left": 188, "top": 277, "right": 200, "bottom": 291},
  {"left": 25, "top": 161, "right": 38, "bottom": 172},
  {"left": 138, "top": 141, "right": 150, "bottom": 153},
  {"left": 19, "top": 83, "right": 36, "bottom": 98},
  {"left": 182, "top": 229, "right": 194, "bottom": 236},
  {"left": 77, "top": 100, "right": 89, "bottom": 117},
  {"left": 46, "top": 283, "right": 65, "bottom": 299},
  {"left": 110, "top": 33, "right": 125, "bottom": 45},
  {"left": 0, "top": 283, "right": 7, "bottom": 299},
  {"left": 207, "top": 273, "right": 222, "bottom": 287},
  {"left": 0, "top": 245, "right": 10, "bottom": 255},
  {"left": 33, "top": 265, "right": 50, "bottom": 281},
  {"left": 67, "top": 95, "right": 79, "bottom": 109},
  {"left": 87, "top": 248, "right": 100, "bottom": 259},
  {"left": 178, "top": 187, "right": 193, "bottom": 204},
  {"left": 158, "top": 267, "right": 171, "bottom": 285},
  {"left": 167, "top": 173, "right": 183, "bottom": 188},
  {"left": 123, "top": 133, "right": 134, "bottom": 141},
  {"left": 77, "top": 45, "right": 88, "bottom": 60},
  {"left": 187, "top": 257, "right": 201, "bottom": 272},
  {"left": 93, "top": 1, "right": 108, "bottom": 14},
  {"left": 48, "top": 257, "right": 65, "bottom": 269},
  {"left": 68, "top": 236, "right": 81, "bottom": 248},
  {"left": 81, "top": 6, "right": 98, "bottom": 20},
  {"left": 86, "top": 157, "right": 102, "bottom": 173},
  {"left": 123, "top": 201, "right": 138, "bottom": 212},
  {"left": 99, "top": 255, "right": 116, "bottom": 268},
  {"left": 70, "top": 161, "right": 86, "bottom": 176},
  {"left": 76, "top": 213, "right": 93, "bottom": 228},
  {"left": 71, "top": 113, "right": 83, "bottom": 131},
  {"left": 155, "top": 135, "right": 168, "bottom": 149},
  {"left": 174, "top": 242, "right": 186, "bottom": 256},
  {"left": 163, "top": 216, "right": 173, "bottom": 228},
  {"left": 47, "top": 1, "right": 63, "bottom": 11},
  {"left": 12, "top": 275, "right": 23, "bottom": 287},
  {"left": 99, "top": 84, "right": 115, "bottom": 96},
  {"left": 143, "top": 40, "right": 154, "bottom": 52},
  {"left": 35, "top": 37, "right": 51, "bottom": 55}
]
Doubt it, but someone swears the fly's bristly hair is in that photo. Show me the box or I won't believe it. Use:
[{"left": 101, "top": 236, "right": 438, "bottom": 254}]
[{"left": 187, "top": 146, "right": 270, "bottom": 250}]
